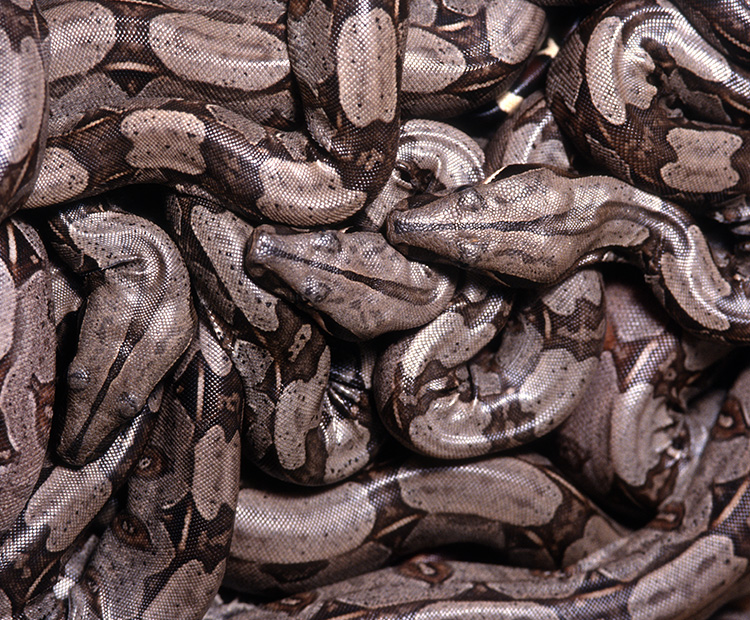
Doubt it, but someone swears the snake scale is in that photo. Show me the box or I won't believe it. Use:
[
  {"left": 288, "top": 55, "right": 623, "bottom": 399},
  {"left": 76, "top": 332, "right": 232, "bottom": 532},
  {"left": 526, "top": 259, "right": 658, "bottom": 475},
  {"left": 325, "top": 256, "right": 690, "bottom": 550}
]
[{"left": 1, "top": 0, "right": 750, "bottom": 618}]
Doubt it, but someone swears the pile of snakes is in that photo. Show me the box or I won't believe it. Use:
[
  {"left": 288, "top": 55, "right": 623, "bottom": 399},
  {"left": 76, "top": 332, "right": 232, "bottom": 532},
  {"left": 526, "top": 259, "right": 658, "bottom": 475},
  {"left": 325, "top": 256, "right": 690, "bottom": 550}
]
[{"left": 4, "top": 0, "right": 750, "bottom": 618}]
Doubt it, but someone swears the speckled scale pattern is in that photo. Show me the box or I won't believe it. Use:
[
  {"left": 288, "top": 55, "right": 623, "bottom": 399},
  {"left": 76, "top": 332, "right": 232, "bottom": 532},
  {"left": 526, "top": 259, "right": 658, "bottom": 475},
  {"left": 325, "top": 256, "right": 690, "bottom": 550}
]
[
  {"left": 204, "top": 365, "right": 750, "bottom": 617},
  {"left": 554, "top": 270, "right": 732, "bottom": 519},
  {"left": 67, "top": 321, "right": 242, "bottom": 619},
  {"left": 374, "top": 270, "right": 606, "bottom": 458},
  {"left": 16, "top": 0, "right": 546, "bottom": 227},
  {"left": 227, "top": 450, "right": 626, "bottom": 596},
  {"left": 546, "top": 0, "right": 750, "bottom": 206},
  {"left": 0, "top": 0, "right": 48, "bottom": 220},
  {"left": 244, "top": 225, "right": 458, "bottom": 340},
  {"left": 0, "top": 219, "right": 55, "bottom": 534},
  {"left": 2, "top": 1, "right": 750, "bottom": 620},
  {"left": 165, "top": 191, "right": 385, "bottom": 486},
  {"left": 386, "top": 166, "right": 750, "bottom": 343},
  {"left": 0, "top": 402, "right": 158, "bottom": 616},
  {"left": 45, "top": 197, "right": 196, "bottom": 466}
]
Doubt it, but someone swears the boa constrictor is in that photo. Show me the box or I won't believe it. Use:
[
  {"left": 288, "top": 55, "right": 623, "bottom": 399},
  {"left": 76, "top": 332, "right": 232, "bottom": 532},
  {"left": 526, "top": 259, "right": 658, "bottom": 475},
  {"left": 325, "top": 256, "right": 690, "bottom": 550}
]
[
  {"left": 46, "top": 199, "right": 196, "bottom": 466},
  {"left": 7, "top": 0, "right": 547, "bottom": 227},
  {"left": 166, "top": 191, "right": 387, "bottom": 486},
  {"left": 554, "top": 270, "right": 734, "bottom": 520},
  {"left": 1, "top": 0, "right": 750, "bottom": 619},
  {"left": 212, "top": 363, "right": 750, "bottom": 620},
  {"left": 386, "top": 164, "right": 750, "bottom": 343},
  {"left": 546, "top": 0, "right": 750, "bottom": 207}
]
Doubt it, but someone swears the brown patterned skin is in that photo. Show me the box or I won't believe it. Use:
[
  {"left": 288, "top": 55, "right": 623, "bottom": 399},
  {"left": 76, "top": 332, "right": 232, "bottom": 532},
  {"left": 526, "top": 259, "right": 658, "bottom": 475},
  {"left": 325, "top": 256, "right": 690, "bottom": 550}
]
[
  {"left": 3, "top": 1, "right": 750, "bottom": 619},
  {"left": 0, "top": 405, "right": 158, "bottom": 616},
  {"left": 22, "top": 0, "right": 407, "bottom": 226},
  {"left": 244, "top": 225, "right": 457, "bottom": 340},
  {"left": 375, "top": 270, "right": 605, "bottom": 458},
  {"left": 0, "top": 0, "right": 48, "bottom": 220},
  {"left": 13, "top": 0, "right": 546, "bottom": 227},
  {"left": 484, "top": 90, "right": 575, "bottom": 175},
  {"left": 67, "top": 321, "right": 242, "bottom": 620},
  {"left": 166, "top": 191, "right": 385, "bottom": 485},
  {"left": 0, "top": 219, "right": 55, "bottom": 535},
  {"left": 354, "top": 119, "right": 486, "bottom": 231},
  {"left": 546, "top": 0, "right": 750, "bottom": 207},
  {"left": 386, "top": 165, "right": 750, "bottom": 343},
  {"left": 227, "top": 450, "right": 626, "bottom": 596},
  {"left": 555, "top": 270, "right": 733, "bottom": 520},
  {"left": 528, "top": 1, "right": 605, "bottom": 5},
  {"left": 46, "top": 197, "right": 196, "bottom": 466},
  {"left": 670, "top": 0, "right": 750, "bottom": 67},
  {"left": 38, "top": 0, "right": 545, "bottom": 128},
  {"left": 205, "top": 364, "right": 750, "bottom": 620}
]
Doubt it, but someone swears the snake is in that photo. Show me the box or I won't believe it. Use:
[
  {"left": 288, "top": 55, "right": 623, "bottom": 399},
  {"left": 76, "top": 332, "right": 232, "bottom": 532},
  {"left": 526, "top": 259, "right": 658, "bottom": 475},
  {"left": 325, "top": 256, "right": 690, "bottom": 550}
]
[
  {"left": 374, "top": 83, "right": 614, "bottom": 458},
  {"left": 546, "top": 0, "right": 750, "bottom": 208},
  {"left": 1, "top": 0, "right": 750, "bottom": 619},
  {"left": 0, "top": 218, "right": 56, "bottom": 535},
  {"left": 0, "top": 395, "right": 158, "bottom": 615},
  {"left": 243, "top": 224, "right": 457, "bottom": 341},
  {"left": 45, "top": 196, "right": 196, "bottom": 466},
  {"left": 166, "top": 190, "right": 386, "bottom": 485},
  {"left": 226, "top": 449, "right": 627, "bottom": 597},
  {"left": 386, "top": 164, "right": 750, "bottom": 343},
  {"left": 354, "top": 119, "right": 486, "bottom": 232},
  {"left": 484, "top": 90, "right": 576, "bottom": 174},
  {"left": 374, "top": 269, "right": 606, "bottom": 458},
  {"left": 9, "top": 0, "right": 547, "bottom": 228},
  {"left": 64, "top": 319, "right": 243, "bottom": 620},
  {"left": 207, "top": 361, "right": 750, "bottom": 619},
  {"left": 0, "top": 1, "right": 48, "bottom": 218},
  {"left": 554, "top": 269, "right": 732, "bottom": 520}
]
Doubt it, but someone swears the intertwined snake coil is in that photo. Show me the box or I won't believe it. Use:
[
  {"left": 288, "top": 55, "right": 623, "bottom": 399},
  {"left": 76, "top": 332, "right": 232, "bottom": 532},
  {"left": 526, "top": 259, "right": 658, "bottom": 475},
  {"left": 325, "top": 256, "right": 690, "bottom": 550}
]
[{"left": 1, "top": 0, "right": 750, "bottom": 618}]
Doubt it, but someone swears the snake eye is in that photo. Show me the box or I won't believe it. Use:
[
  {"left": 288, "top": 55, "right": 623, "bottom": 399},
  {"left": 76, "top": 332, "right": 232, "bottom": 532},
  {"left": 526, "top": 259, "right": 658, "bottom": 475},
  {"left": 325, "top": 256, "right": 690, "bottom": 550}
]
[
  {"left": 117, "top": 392, "right": 141, "bottom": 418},
  {"left": 312, "top": 231, "right": 342, "bottom": 253},
  {"left": 303, "top": 277, "right": 332, "bottom": 303},
  {"left": 456, "top": 187, "right": 484, "bottom": 212},
  {"left": 67, "top": 367, "right": 90, "bottom": 391}
]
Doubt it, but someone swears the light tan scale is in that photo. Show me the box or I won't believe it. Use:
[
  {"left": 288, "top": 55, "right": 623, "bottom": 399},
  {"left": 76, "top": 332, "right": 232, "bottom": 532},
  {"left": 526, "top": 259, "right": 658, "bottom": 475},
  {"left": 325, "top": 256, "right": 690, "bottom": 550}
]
[
  {"left": 67, "top": 320, "right": 243, "bottom": 620},
  {"left": 226, "top": 451, "right": 626, "bottom": 596},
  {"left": 0, "top": 220, "right": 55, "bottom": 535},
  {"left": 2, "top": 1, "right": 750, "bottom": 618},
  {"left": 244, "top": 225, "right": 458, "bottom": 341},
  {"left": 555, "top": 272, "right": 734, "bottom": 519},
  {"left": 374, "top": 269, "right": 606, "bottom": 458},
  {"left": 198, "top": 365, "right": 750, "bottom": 620}
]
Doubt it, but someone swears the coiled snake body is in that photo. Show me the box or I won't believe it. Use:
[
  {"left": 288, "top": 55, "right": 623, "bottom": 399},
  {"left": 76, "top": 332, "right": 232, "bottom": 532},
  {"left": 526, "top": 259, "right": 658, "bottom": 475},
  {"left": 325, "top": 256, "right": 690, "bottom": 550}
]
[{"left": 1, "top": 1, "right": 750, "bottom": 619}]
